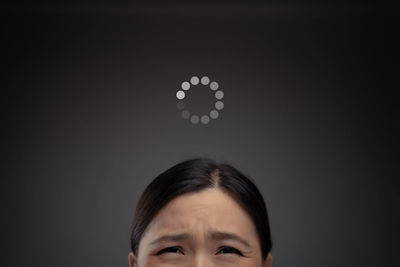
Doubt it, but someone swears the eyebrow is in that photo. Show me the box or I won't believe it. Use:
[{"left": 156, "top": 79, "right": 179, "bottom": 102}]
[
  {"left": 149, "top": 233, "right": 193, "bottom": 245},
  {"left": 150, "top": 231, "right": 251, "bottom": 248},
  {"left": 208, "top": 230, "right": 251, "bottom": 248}
]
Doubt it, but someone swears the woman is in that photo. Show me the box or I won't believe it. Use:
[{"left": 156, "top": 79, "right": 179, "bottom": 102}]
[{"left": 128, "top": 158, "right": 273, "bottom": 267}]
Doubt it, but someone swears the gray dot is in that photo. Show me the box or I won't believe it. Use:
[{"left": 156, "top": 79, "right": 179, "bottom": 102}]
[
  {"left": 215, "top": 90, "right": 224, "bottom": 100},
  {"left": 176, "top": 90, "right": 185, "bottom": 100},
  {"left": 176, "top": 101, "right": 185, "bottom": 110},
  {"left": 181, "top": 81, "right": 190, "bottom": 90},
  {"left": 190, "top": 115, "right": 199, "bottom": 124},
  {"left": 181, "top": 110, "right": 190, "bottom": 119},
  {"left": 210, "top": 110, "right": 219, "bottom": 119},
  {"left": 201, "top": 76, "right": 210, "bottom": 85},
  {"left": 190, "top": 76, "right": 199, "bottom": 85},
  {"left": 210, "top": 81, "right": 219, "bottom": 90},
  {"left": 215, "top": 101, "right": 224, "bottom": 110},
  {"left": 201, "top": 115, "right": 210, "bottom": 124}
]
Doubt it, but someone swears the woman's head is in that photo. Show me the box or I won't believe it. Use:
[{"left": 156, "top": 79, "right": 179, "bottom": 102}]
[{"left": 129, "top": 158, "right": 272, "bottom": 267}]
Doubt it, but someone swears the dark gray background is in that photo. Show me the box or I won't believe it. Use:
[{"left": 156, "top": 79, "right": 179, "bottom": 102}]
[{"left": 2, "top": 1, "right": 399, "bottom": 267}]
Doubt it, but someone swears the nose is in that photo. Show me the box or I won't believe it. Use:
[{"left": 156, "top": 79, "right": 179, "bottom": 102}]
[{"left": 192, "top": 253, "right": 213, "bottom": 267}]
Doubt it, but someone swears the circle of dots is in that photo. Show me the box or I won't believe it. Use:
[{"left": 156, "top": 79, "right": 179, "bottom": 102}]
[{"left": 176, "top": 76, "right": 224, "bottom": 124}]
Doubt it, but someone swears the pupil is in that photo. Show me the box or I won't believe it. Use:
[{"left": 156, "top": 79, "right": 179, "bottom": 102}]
[
  {"left": 223, "top": 247, "right": 233, "bottom": 253},
  {"left": 169, "top": 247, "right": 179, "bottom": 253}
]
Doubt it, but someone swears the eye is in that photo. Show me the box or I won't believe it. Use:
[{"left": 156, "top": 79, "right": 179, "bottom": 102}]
[
  {"left": 217, "top": 246, "right": 243, "bottom": 256},
  {"left": 156, "top": 246, "right": 184, "bottom": 255}
]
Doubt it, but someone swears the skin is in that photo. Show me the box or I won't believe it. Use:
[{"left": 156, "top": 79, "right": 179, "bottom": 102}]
[{"left": 128, "top": 188, "right": 273, "bottom": 267}]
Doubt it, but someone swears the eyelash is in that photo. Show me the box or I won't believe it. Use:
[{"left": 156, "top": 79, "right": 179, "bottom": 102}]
[
  {"left": 217, "top": 246, "right": 243, "bottom": 256},
  {"left": 156, "top": 246, "right": 184, "bottom": 255},
  {"left": 156, "top": 246, "right": 243, "bottom": 256}
]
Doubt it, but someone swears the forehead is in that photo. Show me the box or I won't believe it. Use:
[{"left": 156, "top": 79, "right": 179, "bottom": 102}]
[{"left": 140, "top": 188, "right": 258, "bottom": 243}]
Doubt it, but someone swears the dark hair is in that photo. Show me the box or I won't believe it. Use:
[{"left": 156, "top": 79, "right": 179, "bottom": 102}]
[{"left": 130, "top": 158, "right": 272, "bottom": 259}]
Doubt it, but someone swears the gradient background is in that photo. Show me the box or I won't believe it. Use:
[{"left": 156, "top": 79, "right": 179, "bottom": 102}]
[{"left": 2, "top": 1, "right": 399, "bottom": 267}]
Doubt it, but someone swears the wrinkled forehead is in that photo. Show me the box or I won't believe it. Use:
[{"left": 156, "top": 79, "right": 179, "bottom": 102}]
[{"left": 140, "top": 188, "right": 259, "bottom": 245}]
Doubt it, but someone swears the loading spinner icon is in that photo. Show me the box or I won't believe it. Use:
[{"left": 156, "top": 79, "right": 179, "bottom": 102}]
[{"left": 176, "top": 75, "right": 224, "bottom": 125}]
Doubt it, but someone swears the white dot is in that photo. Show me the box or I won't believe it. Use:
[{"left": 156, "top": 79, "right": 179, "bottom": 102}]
[
  {"left": 210, "top": 110, "right": 219, "bottom": 119},
  {"left": 201, "top": 76, "right": 210, "bottom": 85},
  {"left": 182, "top": 110, "right": 190, "bottom": 119},
  {"left": 181, "top": 81, "right": 190, "bottom": 90},
  {"left": 201, "top": 115, "right": 210, "bottom": 124},
  {"left": 210, "top": 81, "right": 219, "bottom": 90},
  {"left": 190, "top": 115, "right": 199, "bottom": 124},
  {"left": 215, "top": 90, "right": 224, "bottom": 99},
  {"left": 176, "top": 90, "right": 185, "bottom": 100},
  {"left": 215, "top": 101, "right": 224, "bottom": 110},
  {"left": 190, "top": 76, "right": 199, "bottom": 85}
]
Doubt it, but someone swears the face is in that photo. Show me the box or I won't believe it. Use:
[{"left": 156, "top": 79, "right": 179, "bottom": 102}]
[{"left": 128, "top": 188, "right": 272, "bottom": 267}]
